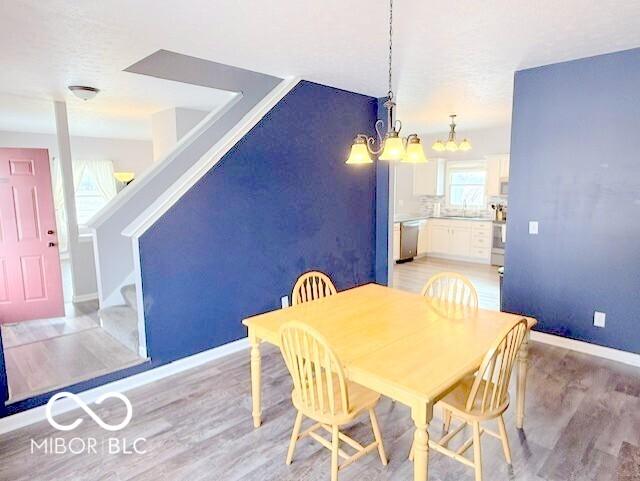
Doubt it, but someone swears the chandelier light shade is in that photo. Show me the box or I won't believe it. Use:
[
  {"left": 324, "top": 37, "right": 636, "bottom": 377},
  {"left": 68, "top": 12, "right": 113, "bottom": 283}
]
[
  {"left": 403, "top": 135, "right": 428, "bottom": 163},
  {"left": 432, "top": 114, "right": 472, "bottom": 153},
  {"left": 345, "top": 0, "right": 428, "bottom": 165},
  {"left": 345, "top": 137, "right": 373, "bottom": 164},
  {"left": 459, "top": 138, "right": 472, "bottom": 151},
  {"left": 379, "top": 132, "right": 405, "bottom": 161},
  {"left": 431, "top": 140, "right": 446, "bottom": 152}
]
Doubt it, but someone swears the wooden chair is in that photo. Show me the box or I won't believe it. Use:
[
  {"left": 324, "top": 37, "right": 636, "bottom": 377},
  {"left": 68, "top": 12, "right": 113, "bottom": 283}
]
[
  {"left": 420, "top": 272, "right": 479, "bottom": 309},
  {"left": 279, "top": 322, "right": 387, "bottom": 481},
  {"left": 409, "top": 319, "right": 528, "bottom": 481},
  {"left": 291, "top": 271, "right": 337, "bottom": 306}
]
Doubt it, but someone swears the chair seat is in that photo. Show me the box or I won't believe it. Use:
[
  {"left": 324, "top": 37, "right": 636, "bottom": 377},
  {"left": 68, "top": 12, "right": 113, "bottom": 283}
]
[
  {"left": 439, "top": 375, "right": 509, "bottom": 420},
  {"left": 292, "top": 379, "right": 381, "bottom": 425}
]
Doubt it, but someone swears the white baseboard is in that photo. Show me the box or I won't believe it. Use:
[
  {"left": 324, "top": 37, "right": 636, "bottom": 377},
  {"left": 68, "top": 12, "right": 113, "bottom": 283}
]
[
  {"left": 72, "top": 292, "right": 98, "bottom": 303},
  {"left": 0, "top": 337, "right": 249, "bottom": 435},
  {"left": 531, "top": 331, "right": 640, "bottom": 367}
]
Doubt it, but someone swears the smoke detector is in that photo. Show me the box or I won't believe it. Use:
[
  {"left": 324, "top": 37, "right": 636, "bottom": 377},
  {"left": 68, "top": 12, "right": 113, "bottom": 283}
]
[{"left": 68, "top": 85, "right": 100, "bottom": 101}]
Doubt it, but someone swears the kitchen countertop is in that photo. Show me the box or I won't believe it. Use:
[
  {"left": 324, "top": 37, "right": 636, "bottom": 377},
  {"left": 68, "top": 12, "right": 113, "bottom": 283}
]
[{"left": 394, "top": 214, "right": 495, "bottom": 223}]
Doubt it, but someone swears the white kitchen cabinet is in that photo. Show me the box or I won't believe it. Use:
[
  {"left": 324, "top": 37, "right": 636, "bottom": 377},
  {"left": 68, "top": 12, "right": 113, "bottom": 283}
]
[
  {"left": 450, "top": 225, "right": 472, "bottom": 257},
  {"left": 426, "top": 219, "right": 492, "bottom": 263},
  {"left": 485, "top": 154, "right": 509, "bottom": 197},
  {"left": 417, "top": 220, "right": 429, "bottom": 255},
  {"left": 413, "top": 158, "right": 445, "bottom": 196},
  {"left": 393, "top": 223, "right": 400, "bottom": 261}
]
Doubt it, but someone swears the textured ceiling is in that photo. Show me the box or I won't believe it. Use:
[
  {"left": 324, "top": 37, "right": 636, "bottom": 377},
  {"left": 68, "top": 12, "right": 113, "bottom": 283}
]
[{"left": 1, "top": 0, "right": 640, "bottom": 137}]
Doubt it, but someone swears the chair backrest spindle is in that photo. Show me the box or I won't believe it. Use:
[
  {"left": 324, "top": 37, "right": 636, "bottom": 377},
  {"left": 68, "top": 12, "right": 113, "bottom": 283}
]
[
  {"left": 421, "top": 272, "right": 478, "bottom": 308},
  {"left": 466, "top": 319, "right": 528, "bottom": 414},
  {"left": 280, "top": 322, "right": 349, "bottom": 417},
  {"left": 292, "top": 271, "right": 337, "bottom": 306}
]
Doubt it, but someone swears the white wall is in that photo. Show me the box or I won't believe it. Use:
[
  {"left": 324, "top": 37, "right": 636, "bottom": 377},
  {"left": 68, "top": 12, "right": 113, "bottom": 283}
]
[
  {"left": 395, "top": 124, "right": 511, "bottom": 217},
  {"left": 0, "top": 130, "right": 153, "bottom": 174},
  {"left": 151, "top": 108, "right": 208, "bottom": 161},
  {"left": 151, "top": 109, "right": 177, "bottom": 162},
  {"left": 175, "top": 108, "right": 208, "bottom": 140}
]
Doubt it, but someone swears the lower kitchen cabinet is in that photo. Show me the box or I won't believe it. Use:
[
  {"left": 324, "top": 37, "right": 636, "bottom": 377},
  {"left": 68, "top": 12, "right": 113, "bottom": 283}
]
[
  {"left": 426, "top": 219, "right": 491, "bottom": 263},
  {"left": 417, "top": 220, "right": 429, "bottom": 255},
  {"left": 393, "top": 223, "right": 400, "bottom": 261}
]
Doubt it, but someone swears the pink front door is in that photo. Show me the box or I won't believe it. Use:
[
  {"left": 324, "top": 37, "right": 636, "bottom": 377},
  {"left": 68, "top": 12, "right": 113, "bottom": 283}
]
[{"left": 0, "top": 148, "right": 64, "bottom": 324}]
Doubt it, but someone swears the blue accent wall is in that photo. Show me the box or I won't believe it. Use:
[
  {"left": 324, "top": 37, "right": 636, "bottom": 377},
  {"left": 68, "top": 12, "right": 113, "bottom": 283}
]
[
  {"left": 0, "top": 80, "right": 380, "bottom": 417},
  {"left": 375, "top": 97, "right": 390, "bottom": 285},
  {"left": 139, "top": 80, "right": 379, "bottom": 364},
  {"left": 504, "top": 48, "right": 640, "bottom": 353}
]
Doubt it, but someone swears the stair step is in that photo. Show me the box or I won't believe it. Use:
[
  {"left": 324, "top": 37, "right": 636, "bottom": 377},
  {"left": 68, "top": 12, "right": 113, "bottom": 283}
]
[
  {"left": 121, "top": 284, "right": 137, "bottom": 312},
  {"left": 99, "top": 305, "right": 139, "bottom": 355}
]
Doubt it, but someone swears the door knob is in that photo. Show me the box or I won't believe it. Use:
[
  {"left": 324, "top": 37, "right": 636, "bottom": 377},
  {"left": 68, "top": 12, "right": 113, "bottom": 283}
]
[
  {"left": 48, "top": 242, "right": 56, "bottom": 247},
  {"left": 47, "top": 230, "right": 55, "bottom": 235}
]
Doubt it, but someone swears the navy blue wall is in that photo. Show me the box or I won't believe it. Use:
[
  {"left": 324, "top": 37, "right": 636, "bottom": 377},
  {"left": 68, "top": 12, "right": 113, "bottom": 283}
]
[
  {"left": 139, "top": 81, "right": 379, "bottom": 364},
  {"left": 375, "top": 97, "right": 390, "bottom": 285},
  {"left": 504, "top": 48, "right": 640, "bottom": 353},
  {"left": 0, "top": 80, "right": 381, "bottom": 417}
]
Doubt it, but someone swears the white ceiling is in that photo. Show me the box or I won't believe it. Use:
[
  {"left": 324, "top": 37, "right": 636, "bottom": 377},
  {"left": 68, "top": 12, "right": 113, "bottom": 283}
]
[{"left": 1, "top": 0, "right": 640, "bottom": 138}]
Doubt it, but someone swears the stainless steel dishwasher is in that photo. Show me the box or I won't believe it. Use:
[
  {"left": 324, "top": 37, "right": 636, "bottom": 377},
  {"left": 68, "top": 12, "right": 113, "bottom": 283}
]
[{"left": 398, "top": 221, "right": 419, "bottom": 263}]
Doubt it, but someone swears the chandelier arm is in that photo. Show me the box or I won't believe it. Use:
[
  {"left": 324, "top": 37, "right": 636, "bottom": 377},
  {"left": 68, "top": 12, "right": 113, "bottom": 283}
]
[
  {"left": 375, "top": 119, "right": 386, "bottom": 144},
  {"left": 366, "top": 135, "right": 384, "bottom": 155}
]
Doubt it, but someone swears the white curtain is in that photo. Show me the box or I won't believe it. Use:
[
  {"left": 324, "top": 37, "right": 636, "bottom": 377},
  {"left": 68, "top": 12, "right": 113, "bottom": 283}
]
[
  {"left": 49, "top": 158, "right": 117, "bottom": 252},
  {"left": 50, "top": 158, "right": 69, "bottom": 253},
  {"left": 83, "top": 159, "right": 117, "bottom": 200}
]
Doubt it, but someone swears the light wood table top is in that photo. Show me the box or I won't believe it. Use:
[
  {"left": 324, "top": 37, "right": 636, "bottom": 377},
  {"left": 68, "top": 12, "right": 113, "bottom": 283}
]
[
  {"left": 243, "top": 283, "right": 536, "bottom": 481},
  {"left": 244, "top": 283, "right": 534, "bottom": 405}
]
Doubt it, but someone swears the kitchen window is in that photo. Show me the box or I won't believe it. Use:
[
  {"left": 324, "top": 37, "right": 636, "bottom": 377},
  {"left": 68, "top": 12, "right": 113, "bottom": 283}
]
[{"left": 446, "top": 161, "right": 487, "bottom": 208}]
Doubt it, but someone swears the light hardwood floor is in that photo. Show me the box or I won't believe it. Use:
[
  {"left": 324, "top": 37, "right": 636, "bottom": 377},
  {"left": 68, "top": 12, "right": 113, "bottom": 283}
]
[
  {"left": 393, "top": 256, "right": 500, "bottom": 310},
  {"left": 1, "top": 300, "right": 143, "bottom": 402},
  {"left": 1, "top": 341, "right": 639, "bottom": 480}
]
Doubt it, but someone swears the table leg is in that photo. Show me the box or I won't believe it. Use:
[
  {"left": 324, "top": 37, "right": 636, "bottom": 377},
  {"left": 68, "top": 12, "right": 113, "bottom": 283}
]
[
  {"left": 516, "top": 331, "right": 530, "bottom": 429},
  {"left": 412, "top": 403, "right": 432, "bottom": 481},
  {"left": 250, "top": 332, "right": 262, "bottom": 428}
]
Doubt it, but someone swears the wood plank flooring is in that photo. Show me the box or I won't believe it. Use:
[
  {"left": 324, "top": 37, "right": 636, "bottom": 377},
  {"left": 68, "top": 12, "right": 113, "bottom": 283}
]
[
  {"left": 1, "top": 341, "right": 639, "bottom": 480},
  {"left": 393, "top": 256, "right": 500, "bottom": 310},
  {"left": 3, "top": 327, "right": 143, "bottom": 402},
  {"left": 1, "top": 301, "right": 100, "bottom": 349},
  {"left": 1, "top": 300, "right": 143, "bottom": 402}
]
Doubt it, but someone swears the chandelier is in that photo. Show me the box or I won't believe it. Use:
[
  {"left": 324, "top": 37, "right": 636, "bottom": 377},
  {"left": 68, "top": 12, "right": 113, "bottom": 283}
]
[
  {"left": 346, "top": 0, "right": 427, "bottom": 165},
  {"left": 431, "top": 114, "right": 472, "bottom": 152}
]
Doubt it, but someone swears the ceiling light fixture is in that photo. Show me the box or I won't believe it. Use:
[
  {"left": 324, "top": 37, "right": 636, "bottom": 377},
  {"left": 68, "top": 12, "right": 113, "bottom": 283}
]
[
  {"left": 68, "top": 85, "right": 100, "bottom": 101},
  {"left": 432, "top": 114, "right": 472, "bottom": 152},
  {"left": 346, "top": 0, "right": 427, "bottom": 165}
]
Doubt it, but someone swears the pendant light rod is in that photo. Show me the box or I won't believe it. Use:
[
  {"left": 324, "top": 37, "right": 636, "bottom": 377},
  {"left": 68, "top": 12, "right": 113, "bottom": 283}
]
[{"left": 345, "top": 0, "right": 428, "bottom": 164}]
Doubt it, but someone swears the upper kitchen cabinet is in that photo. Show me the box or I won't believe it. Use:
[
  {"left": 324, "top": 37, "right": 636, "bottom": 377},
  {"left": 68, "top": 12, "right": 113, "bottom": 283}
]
[
  {"left": 485, "top": 154, "right": 510, "bottom": 196},
  {"left": 413, "top": 158, "right": 445, "bottom": 196}
]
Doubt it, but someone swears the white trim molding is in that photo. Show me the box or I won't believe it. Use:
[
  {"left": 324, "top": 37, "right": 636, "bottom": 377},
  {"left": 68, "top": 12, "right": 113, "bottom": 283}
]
[
  {"left": 531, "top": 331, "right": 640, "bottom": 367},
  {"left": 0, "top": 338, "right": 249, "bottom": 435},
  {"left": 122, "top": 76, "right": 300, "bottom": 239},
  {"left": 71, "top": 292, "right": 98, "bottom": 303}
]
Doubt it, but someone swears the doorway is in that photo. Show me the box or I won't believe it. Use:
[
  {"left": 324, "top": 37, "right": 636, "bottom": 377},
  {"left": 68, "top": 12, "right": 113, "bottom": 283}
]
[
  {"left": 0, "top": 146, "right": 143, "bottom": 402},
  {"left": 0, "top": 148, "right": 64, "bottom": 323}
]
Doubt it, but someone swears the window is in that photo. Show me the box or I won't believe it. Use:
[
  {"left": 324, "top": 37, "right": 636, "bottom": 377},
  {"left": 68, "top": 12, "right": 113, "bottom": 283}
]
[
  {"left": 446, "top": 161, "right": 486, "bottom": 208},
  {"left": 74, "top": 160, "right": 117, "bottom": 226}
]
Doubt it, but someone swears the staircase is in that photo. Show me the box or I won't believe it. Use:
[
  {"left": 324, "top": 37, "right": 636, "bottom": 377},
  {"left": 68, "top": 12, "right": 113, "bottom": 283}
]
[{"left": 99, "top": 284, "right": 140, "bottom": 355}]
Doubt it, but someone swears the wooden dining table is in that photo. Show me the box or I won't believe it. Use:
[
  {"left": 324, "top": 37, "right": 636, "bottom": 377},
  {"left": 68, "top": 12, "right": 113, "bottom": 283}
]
[{"left": 242, "top": 283, "right": 537, "bottom": 481}]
